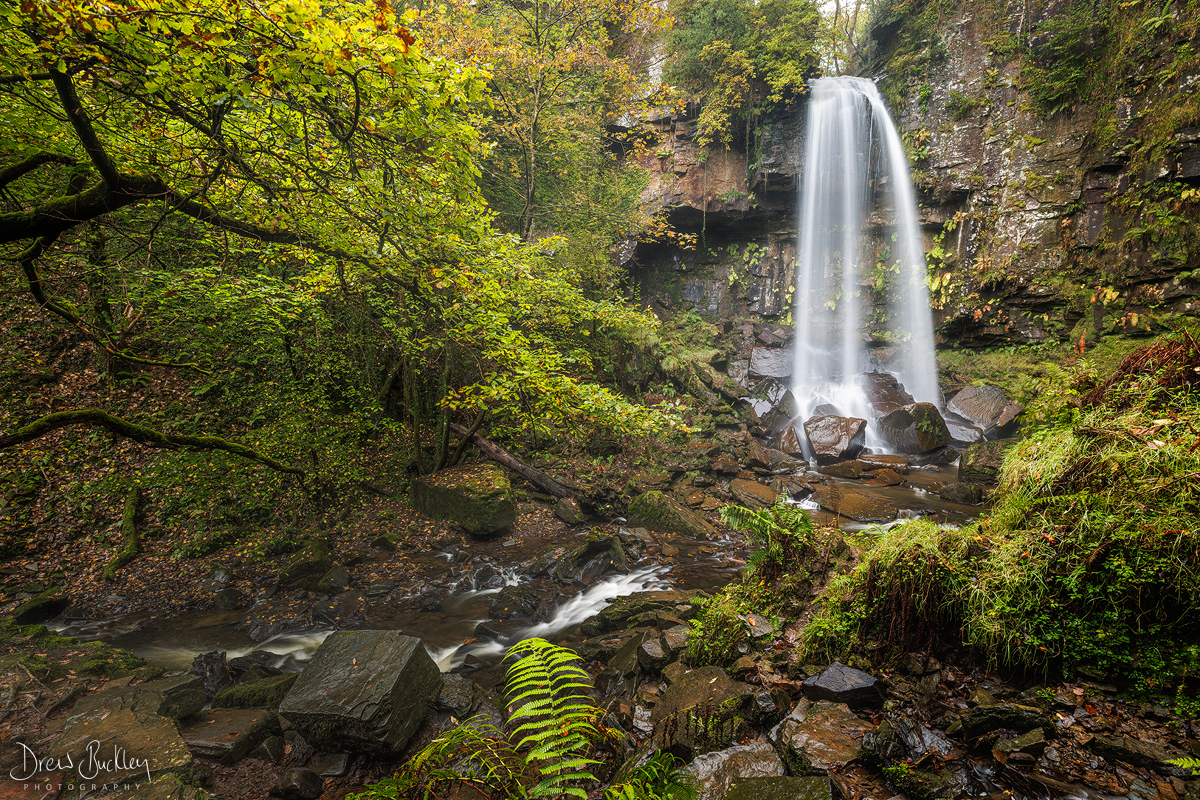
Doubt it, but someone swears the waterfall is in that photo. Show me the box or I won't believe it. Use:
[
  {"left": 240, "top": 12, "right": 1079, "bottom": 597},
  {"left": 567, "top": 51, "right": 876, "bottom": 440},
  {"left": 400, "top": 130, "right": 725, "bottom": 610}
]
[{"left": 791, "top": 76, "right": 939, "bottom": 426}]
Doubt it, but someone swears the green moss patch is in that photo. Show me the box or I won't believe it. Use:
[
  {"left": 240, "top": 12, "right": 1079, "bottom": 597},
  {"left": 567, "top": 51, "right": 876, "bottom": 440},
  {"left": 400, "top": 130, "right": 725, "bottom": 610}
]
[{"left": 212, "top": 672, "right": 298, "bottom": 709}]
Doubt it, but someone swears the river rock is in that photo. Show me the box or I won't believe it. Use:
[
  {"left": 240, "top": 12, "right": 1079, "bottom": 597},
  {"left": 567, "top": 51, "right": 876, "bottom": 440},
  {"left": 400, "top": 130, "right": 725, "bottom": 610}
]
[
  {"left": 581, "top": 590, "right": 702, "bottom": 635},
  {"left": 729, "top": 478, "right": 778, "bottom": 509},
  {"left": 182, "top": 708, "right": 281, "bottom": 763},
  {"left": 1087, "top": 735, "right": 1191, "bottom": 776},
  {"left": 317, "top": 565, "right": 351, "bottom": 594},
  {"left": 214, "top": 586, "right": 247, "bottom": 610},
  {"left": 860, "top": 372, "right": 916, "bottom": 415},
  {"left": 11, "top": 589, "right": 69, "bottom": 624},
  {"left": 803, "top": 415, "right": 867, "bottom": 464},
  {"left": 772, "top": 700, "right": 871, "bottom": 773},
  {"left": 994, "top": 728, "right": 1048, "bottom": 758},
  {"left": 878, "top": 403, "right": 951, "bottom": 453},
  {"left": 939, "top": 482, "right": 985, "bottom": 504},
  {"left": 489, "top": 584, "right": 538, "bottom": 618},
  {"left": 960, "top": 703, "right": 1049, "bottom": 738},
  {"left": 628, "top": 490, "right": 717, "bottom": 539},
  {"left": 650, "top": 665, "right": 751, "bottom": 725},
  {"left": 544, "top": 528, "right": 644, "bottom": 582},
  {"left": 812, "top": 483, "right": 899, "bottom": 523},
  {"left": 683, "top": 742, "right": 785, "bottom": 800},
  {"left": 959, "top": 439, "right": 1017, "bottom": 484},
  {"left": 776, "top": 424, "right": 806, "bottom": 456},
  {"left": 190, "top": 651, "right": 234, "bottom": 699},
  {"left": 861, "top": 716, "right": 955, "bottom": 767},
  {"left": 943, "top": 411, "right": 986, "bottom": 444},
  {"left": 278, "top": 630, "right": 442, "bottom": 754},
  {"left": 801, "top": 662, "right": 884, "bottom": 709},
  {"left": 270, "top": 768, "right": 324, "bottom": 799},
  {"left": 818, "top": 460, "right": 863, "bottom": 478},
  {"left": 637, "top": 636, "right": 670, "bottom": 672},
  {"left": 867, "top": 468, "right": 904, "bottom": 486},
  {"left": 947, "top": 385, "right": 1023, "bottom": 436},
  {"left": 577, "top": 627, "right": 653, "bottom": 662},
  {"left": 411, "top": 462, "right": 516, "bottom": 537},
  {"left": 749, "top": 347, "right": 793, "bottom": 379},
  {"left": 434, "top": 673, "right": 486, "bottom": 718},
  {"left": 48, "top": 678, "right": 195, "bottom": 785},
  {"left": 722, "top": 776, "right": 833, "bottom": 800},
  {"left": 857, "top": 453, "right": 909, "bottom": 473},
  {"left": 278, "top": 538, "right": 333, "bottom": 591},
  {"left": 554, "top": 497, "right": 588, "bottom": 525}
]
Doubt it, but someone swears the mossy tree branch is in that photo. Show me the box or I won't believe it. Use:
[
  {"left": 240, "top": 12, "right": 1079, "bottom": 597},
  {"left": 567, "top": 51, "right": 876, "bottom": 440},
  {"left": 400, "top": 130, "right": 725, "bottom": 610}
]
[
  {"left": 0, "top": 410, "right": 306, "bottom": 478},
  {"left": 102, "top": 486, "right": 140, "bottom": 581}
]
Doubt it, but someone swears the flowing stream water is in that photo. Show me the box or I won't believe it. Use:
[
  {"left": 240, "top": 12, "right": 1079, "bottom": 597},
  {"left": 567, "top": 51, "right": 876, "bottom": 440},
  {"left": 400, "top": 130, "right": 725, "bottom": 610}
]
[{"left": 791, "top": 76, "right": 940, "bottom": 438}]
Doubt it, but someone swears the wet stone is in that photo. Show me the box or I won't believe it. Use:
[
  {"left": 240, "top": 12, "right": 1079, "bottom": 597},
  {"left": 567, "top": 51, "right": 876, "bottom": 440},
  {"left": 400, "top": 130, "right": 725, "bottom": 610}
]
[
  {"left": 637, "top": 636, "right": 670, "bottom": 672},
  {"left": 729, "top": 478, "right": 778, "bottom": 509},
  {"left": 801, "top": 662, "right": 885, "bottom": 709},
  {"left": 182, "top": 708, "right": 281, "bottom": 764},
  {"left": 270, "top": 768, "right": 324, "bottom": 799},
  {"left": 683, "top": 742, "right": 785, "bottom": 800},
  {"left": 312, "top": 752, "right": 351, "bottom": 778},
  {"left": 721, "top": 776, "right": 833, "bottom": 800},
  {"left": 251, "top": 734, "right": 286, "bottom": 762},
  {"left": 278, "top": 630, "right": 443, "bottom": 754},
  {"left": 773, "top": 700, "right": 870, "bottom": 773},
  {"left": 803, "top": 415, "right": 867, "bottom": 464}
]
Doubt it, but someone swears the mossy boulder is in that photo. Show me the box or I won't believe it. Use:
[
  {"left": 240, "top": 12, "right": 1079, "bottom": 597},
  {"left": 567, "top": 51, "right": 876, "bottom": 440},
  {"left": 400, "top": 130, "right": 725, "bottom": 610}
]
[
  {"left": 628, "top": 490, "right": 716, "bottom": 539},
  {"left": 11, "top": 588, "right": 69, "bottom": 624},
  {"left": 959, "top": 439, "right": 1018, "bottom": 485},
  {"left": 213, "top": 672, "right": 299, "bottom": 709},
  {"left": 278, "top": 538, "right": 332, "bottom": 591},
  {"left": 411, "top": 462, "right": 516, "bottom": 537}
]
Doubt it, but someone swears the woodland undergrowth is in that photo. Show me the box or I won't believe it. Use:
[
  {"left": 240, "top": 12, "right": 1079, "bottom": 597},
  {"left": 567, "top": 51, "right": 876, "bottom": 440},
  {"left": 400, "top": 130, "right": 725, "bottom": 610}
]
[{"left": 803, "top": 329, "right": 1200, "bottom": 709}]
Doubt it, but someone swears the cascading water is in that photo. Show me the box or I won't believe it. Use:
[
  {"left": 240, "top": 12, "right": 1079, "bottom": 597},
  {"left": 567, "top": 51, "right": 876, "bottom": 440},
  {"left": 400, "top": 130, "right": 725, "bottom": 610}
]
[{"left": 791, "top": 76, "right": 939, "bottom": 431}]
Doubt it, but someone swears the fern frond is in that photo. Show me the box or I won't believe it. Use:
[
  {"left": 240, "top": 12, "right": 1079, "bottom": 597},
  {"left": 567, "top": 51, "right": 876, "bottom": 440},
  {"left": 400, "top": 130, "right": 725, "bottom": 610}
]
[
  {"left": 1167, "top": 756, "right": 1200, "bottom": 772},
  {"left": 503, "top": 638, "right": 601, "bottom": 797}
]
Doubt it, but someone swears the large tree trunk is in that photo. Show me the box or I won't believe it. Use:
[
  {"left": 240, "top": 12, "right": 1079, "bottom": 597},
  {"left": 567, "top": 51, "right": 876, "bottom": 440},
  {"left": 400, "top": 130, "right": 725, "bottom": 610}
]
[{"left": 449, "top": 423, "right": 579, "bottom": 499}]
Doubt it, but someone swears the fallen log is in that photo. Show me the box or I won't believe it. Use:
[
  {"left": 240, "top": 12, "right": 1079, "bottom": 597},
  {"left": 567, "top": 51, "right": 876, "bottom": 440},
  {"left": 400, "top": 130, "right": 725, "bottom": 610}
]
[{"left": 449, "top": 423, "right": 580, "bottom": 500}]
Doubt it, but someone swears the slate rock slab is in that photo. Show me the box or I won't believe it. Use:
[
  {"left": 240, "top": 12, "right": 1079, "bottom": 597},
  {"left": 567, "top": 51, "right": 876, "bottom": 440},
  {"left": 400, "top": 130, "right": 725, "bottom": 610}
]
[
  {"left": 801, "top": 662, "right": 884, "bottom": 709},
  {"left": 48, "top": 680, "right": 195, "bottom": 785},
  {"left": 270, "top": 768, "right": 324, "bottom": 799},
  {"left": 278, "top": 630, "right": 442, "bottom": 754},
  {"left": 182, "top": 708, "right": 281, "bottom": 764}
]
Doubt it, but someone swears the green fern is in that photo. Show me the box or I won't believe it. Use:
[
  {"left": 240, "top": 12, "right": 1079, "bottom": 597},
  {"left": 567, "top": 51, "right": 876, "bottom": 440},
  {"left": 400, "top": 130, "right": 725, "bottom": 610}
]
[
  {"left": 505, "top": 638, "right": 602, "bottom": 798},
  {"left": 1167, "top": 756, "right": 1200, "bottom": 773},
  {"left": 604, "top": 751, "right": 699, "bottom": 800},
  {"left": 720, "top": 499, "right": 814, "bottom": 583},
  {"left": 346, "top": 717, "right": 527, "bottom": 799}
]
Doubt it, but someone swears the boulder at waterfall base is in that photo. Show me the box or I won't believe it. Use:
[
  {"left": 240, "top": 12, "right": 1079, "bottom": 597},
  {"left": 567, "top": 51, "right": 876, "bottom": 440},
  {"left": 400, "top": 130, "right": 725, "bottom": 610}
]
[
  {"left": 278, "top": 630, "right": 442, "bottom": 753},
  {"left": 803, "top": 415, "right": 867, "bottom": 463},
  {"left": 411, "top": 462, "right": 517, "bottom": 536}
]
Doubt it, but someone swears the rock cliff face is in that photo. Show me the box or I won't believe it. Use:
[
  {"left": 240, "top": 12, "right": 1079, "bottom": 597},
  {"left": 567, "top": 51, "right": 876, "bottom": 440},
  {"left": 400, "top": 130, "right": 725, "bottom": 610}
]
[{"left": 628, "top": 0, "right": 1200, "bottom": 346}]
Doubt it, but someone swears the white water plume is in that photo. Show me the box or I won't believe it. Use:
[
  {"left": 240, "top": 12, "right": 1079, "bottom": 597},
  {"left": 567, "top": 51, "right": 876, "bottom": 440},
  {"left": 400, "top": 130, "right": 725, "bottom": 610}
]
[
  {"left": 792, "top": 76, "right": 940, "bottom": 431},
  {"left": 430, "top": 565, "right": 671, "bottom": 671}
]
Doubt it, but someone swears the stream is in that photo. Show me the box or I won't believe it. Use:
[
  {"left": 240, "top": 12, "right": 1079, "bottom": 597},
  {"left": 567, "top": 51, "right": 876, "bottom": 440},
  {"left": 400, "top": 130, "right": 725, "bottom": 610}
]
[{"left": 49, "top": 466, "right": 981, "bottom": 675}]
